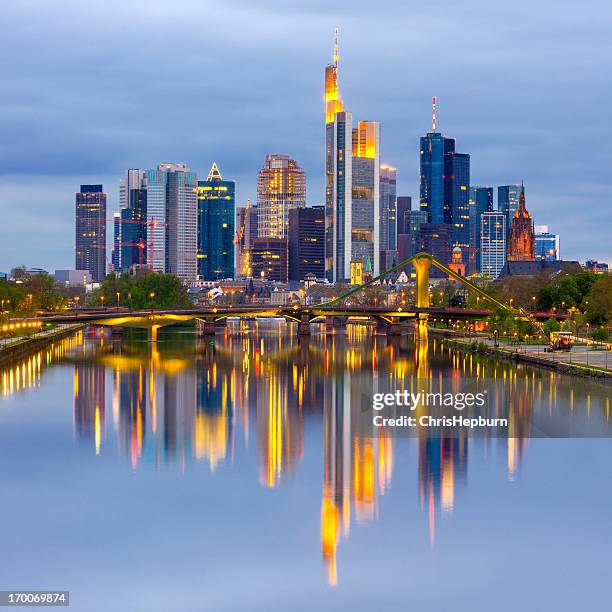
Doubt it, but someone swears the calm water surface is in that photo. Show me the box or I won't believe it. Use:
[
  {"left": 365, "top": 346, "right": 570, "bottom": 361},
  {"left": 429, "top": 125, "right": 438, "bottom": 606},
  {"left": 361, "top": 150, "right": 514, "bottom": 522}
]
[{"left": 1, "top": 322, "right": 611, "bottom": 611}]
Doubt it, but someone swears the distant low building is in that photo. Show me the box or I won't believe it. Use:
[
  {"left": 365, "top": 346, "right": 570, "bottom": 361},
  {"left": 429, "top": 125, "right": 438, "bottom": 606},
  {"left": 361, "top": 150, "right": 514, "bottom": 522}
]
[
  {"left": 584, "top": 260, "right": 609, "bottom": 273},
  {"left": 55, "top": 270, "right": 92, "bottom": 288},
  {"left": 498, "top": 260, "right": 581, "bottom": 279}
]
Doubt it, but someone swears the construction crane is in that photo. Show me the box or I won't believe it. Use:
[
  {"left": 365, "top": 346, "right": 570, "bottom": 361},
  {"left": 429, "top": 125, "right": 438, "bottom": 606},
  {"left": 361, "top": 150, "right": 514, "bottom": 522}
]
[{"left": 233, "top": 199, "right": 250, "bottom": 245}]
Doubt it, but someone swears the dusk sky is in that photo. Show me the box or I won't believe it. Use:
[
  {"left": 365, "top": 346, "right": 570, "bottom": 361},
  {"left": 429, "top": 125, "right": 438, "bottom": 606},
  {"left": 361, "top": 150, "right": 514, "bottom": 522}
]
[{"left": 1, "top": 0, "right": 610, "bottom": 272}]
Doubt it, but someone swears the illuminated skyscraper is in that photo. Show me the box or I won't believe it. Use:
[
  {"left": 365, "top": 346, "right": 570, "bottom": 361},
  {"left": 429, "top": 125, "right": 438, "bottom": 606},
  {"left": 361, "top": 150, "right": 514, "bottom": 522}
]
[
  {"left": 508, "top": 185, "right": 535, "bottom": 261},
  {"left": 75, "top": 184, "right": 107, "bottom": 282},
  {"left": 235, "top": 202, "right": 258, "bottom": 279},
  {"left": 325, "top": 30, "right": 381, "bottom": 281},
  {"left": 535, "top": 225, "right": 560, "bottom": 261},
  {"left": 145, "top": 163, "right": 198, "bottom": 280},
  {"left": 121, "top": 189, "right": 147, "bottom": 272},
  {"left": 380, "top": 165, "right": 397, "bottom": 252},
  {"left": 288, "top": 206, "right": 325, "bottom": 281},
  {"left": 119, "top": 169, "right": 145, "bottom": 210},
  {"left": 480, "top": 212, "right": 506, "bottom": 278},
  {"left": 257, "top": 154, "right": 305, "bottom": 239},
  {"left": 469, "top": 186, "right": 494, "bottom": 273},
  {"left": 111, "top": 212, "right": 121, "bottom": 272},
  {"left": 197, "top": 163, "right": 235, "bottom": 280}
]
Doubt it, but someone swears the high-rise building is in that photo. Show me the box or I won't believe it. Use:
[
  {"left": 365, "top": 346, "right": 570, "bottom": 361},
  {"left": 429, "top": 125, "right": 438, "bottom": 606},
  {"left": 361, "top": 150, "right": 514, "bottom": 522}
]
[
  {"left": 257, "top": 155, "right": 305, "bottom": 239},
  {"left": 121, "top": 189, "right": 147, "bottom": 272},
  {"left": 398, "top": 210, "right": 427, "bottom": 268},
  {"left": 119, "top": 169, "right": 145, "bottom": 210},
  {"left": 420, "top": 98, "right": 469, "bottom": 251},
  {"left": 535, "top": 225, "right": 560, "bottom": 261},
  {"left": 111, "top": 212, "right": 121, "bottom": 272},
  {"left": 324, "top": 31, "right": 380, "bottom": 282},
  {"left": 419, "top": 223, "right": 452, "bottom": 277},
  {"left": 145, "top": 163, "right": 198, "bottom": 280},
  {"left": 498, "top": 184, "right": 521, "bottom": 244},
  {"left": 288, "top": 206, "right": 325, "bottom": 281},
  {"left": 396, "top": 196, "right": 412, "bottom": 235},
  {"left": 197, "top": 163, "right": 235, "bottom": 280},
  {"left": 480, "top": 212, "right": 506, "bottom": 278},
  {"left": 508, "top": 185, "right": 535, "bottom": 261},
  {"left": 380, "top": 165, "right": 397, "bottom": 252},
  {"left": 469, "top": 186, "right": 494, "bottom": 273},
  {"left": 75, "top": 184, "right": 106, "bottom": 282},
  {"left": 251, "top": 238, "right": 288, "bottom": 283},
  {"left": 235, "top": 202, "right": 258, "bottom": 280}
]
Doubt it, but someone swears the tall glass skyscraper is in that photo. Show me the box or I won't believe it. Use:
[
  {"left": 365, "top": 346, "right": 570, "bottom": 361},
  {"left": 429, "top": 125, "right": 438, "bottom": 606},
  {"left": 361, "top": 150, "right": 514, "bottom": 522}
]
[
  {"left": 324, "top": 31, "right": 380, "bottom": 281},
  {"left": 469, "top": 186, "right": 494, "bottom": 273},
  {"left": 121, "top": 188, "right": 147, "bottom": 272},
  {"left": 145, "top": 163, "right": 198, "bottom": 281},
  {"left": 480, "top": 212, "right": 506, "bottom": 278},
  {"left": 498, "top": 184, "right": 521, "bottom": 244},
  {"left": 380, "top": 165, "right": 397, "bottom": 252},
  {"left": 445, "top": 151, "right": 470, "bottom": 250},
  {"left": 535, "top": 225, "right": 560, "bottom": 261},
  {"left": 75, "top": 184, "right": 106, "bottom": 282},
  {"left": 197, "top": 163, "right": 235, "bottom": 280},
  {"left": 257, "top": 155, "right": 305, "bottom": 239}
]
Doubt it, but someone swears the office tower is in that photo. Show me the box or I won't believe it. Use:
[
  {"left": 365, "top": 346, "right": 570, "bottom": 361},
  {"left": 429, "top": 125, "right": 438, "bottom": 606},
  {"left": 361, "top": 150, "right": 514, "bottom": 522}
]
[
  {"left": 396, "top": 196, "right": 412, "bottom": 235},
  {"left": 380, "top": 165, "right": 397, "bottom": 251},
  {"left": 508, "top": 185, "right": 535, "bottom": 261},
  {"left": 121, "top": 189, "right": 147, "bottom": 272},
  {"left": 419, "top": 223, "right": 452, "bottom": 277},
  {"left": 257, "top": 154, "right": 305, "bottom": 239},
  {"left": 324, "top": 32, "right": 381, "bottom": 282},
  {"left": 398, "top": 210, "right": 427, "bottom": 267},
  {"left": 535, "top": 225, "right": 560, "bottom": 261},
  {"left": 480, "top": 212, "right": 506, "bottom": 278},
  {"left": 119, "top": 169, "right": 145, "bottom": 210},
  {"left": 197, "top": 163, "right": 235, "bottom": 280},
  {"left": 469, "top": 186, "right": 494, "bottom": 273},
  {"left": 251, "top": 238, "right": 288, "bottom": 283},
  {"left": 235, "top": 202, "right": 258, "bottom": 279},
  {"left": 288, "top": 206, "right": 325, "bottom": 281},
  {"left": 498, "top": 184, "right": 521, "bottom": 244},
  {"left": 145, "top": 163, "right": 198, "bottom": 280},
  {"left": 420, "top": 98, "right": 469, "bottom": 250},
  {"left": 351, "top": 120, "right": 381, "bottom": 276},
  {"left": 75, "top": 184, "right": 107, "bottom": 283},
  {"left": 111, "top": 212, "right": 121, "bottom": 272}
]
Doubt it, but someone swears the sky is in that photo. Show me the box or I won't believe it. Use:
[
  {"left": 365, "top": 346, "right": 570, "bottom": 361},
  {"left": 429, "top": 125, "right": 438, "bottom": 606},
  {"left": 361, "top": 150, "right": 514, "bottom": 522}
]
[{"left": 0, "top": 0, "right": 611, "bottom": 272}]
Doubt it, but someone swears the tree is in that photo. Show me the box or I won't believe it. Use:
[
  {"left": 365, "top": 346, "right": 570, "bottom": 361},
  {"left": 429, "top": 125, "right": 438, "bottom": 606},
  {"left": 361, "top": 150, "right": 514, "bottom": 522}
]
[
  {"left": 543, "top": 317, "right": 561, "bottom": 335},
  {"left": 586, "top": 274, "right": 612, "bottom": 325},
  {"left": 592, "top": 327, "right": 609, "bottom": 342}
]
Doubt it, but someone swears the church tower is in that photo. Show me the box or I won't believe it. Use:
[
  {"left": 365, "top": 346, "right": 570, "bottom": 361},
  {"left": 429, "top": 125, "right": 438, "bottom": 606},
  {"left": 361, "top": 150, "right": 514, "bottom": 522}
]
[{"left": 507, "top": 183, "right": 535, "bottom": 261}]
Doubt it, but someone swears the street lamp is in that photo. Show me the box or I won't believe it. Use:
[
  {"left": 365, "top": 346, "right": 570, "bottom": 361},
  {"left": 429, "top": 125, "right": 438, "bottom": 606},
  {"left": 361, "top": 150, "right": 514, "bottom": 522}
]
[
  {"left": 116, "top": 292, "right": 120, "bottom": 310},
  {"left": 532, "top": 296, "right": 536, "bottom": 311},
  {"left": 128, "top": 292, "right": 132, "bottom": 310},
  {"left": 100, "top": 295, "right": 105, "bottom": 308}
]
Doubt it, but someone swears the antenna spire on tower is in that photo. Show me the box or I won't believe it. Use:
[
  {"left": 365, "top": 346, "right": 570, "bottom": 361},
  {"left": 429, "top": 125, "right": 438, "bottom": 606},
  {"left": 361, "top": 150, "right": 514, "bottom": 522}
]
[
  {"left": 334, "top": 27, "right": 339, "bottom": 67},
  {"left": 432, "top": 96, "right": 437, "bottom": 132}
]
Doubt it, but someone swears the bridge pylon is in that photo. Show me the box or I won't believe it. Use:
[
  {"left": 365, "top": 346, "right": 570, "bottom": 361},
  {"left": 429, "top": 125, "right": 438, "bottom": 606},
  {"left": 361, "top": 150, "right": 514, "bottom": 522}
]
[{"left": 413, "top": 254, "right": 432, "bottom": 310}]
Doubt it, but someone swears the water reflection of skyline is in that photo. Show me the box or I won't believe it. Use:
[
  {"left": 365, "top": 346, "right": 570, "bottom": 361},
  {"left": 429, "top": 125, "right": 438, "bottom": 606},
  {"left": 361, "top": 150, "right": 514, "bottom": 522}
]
[{"left": 1, "top": 323, "right": 611, "bottom": 586}]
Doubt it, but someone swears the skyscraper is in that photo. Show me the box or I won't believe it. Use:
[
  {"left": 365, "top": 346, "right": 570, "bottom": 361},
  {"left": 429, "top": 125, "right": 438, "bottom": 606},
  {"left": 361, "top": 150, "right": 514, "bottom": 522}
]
[
  {"left": 420, "top": 98, "right": 469, "bottom": 254},
  {"left": 75, "top": 184, "right": 106, "bottom": 282},
  {"left": 119, "top": 169, "right": 145, "bottom": 210},
  {"left": 145, "top": 163, "right": 198, "bottom": 280},
  {"left": 398, "top": 209, "right": 427, "bottom": 269},
  {"left": 324, "top": 31, "right": 381, "bottom": 282},
  {"left": 235, "top": 201, "right": 258, "bottom": 280},
  {"left": 469, "top": 186, "right": 494, "bottom": 273},
  {"left": 380, "top": 164, "right": 397, "bottom": 252},
  {"left": 251, "top": 238, "right": 288, "bottom": 283},
  {"left": 197, "top": 163, "right": 235, "bottom": 280},
  {"left": 535, "top": 225, "right": 560, "bottom": 261},
  {"left": 288, "top": 206, "right": 325, "bottom": 281},
  {"left": 508, "top": 185, "right": 535, "bottom": 261},
  {"left": 480, "top": 212, "right": 506, "bottom": 278},
  {"left": 111, "top": 212, "right": 121, "bottom": 272},
  {"left": 257, "top": 155, "right": 305, "bottom": 239},
  {"left": 419, "top": 223, "right": 452, "bottom": 277},
  {"left": 396, "top": 196, "right": 412, "bottom": 235},
  {"left": 498, "top": 184, "right": 521, "bottom": 244},
  {"left": 121, "top": 189, "right": 147, "bottom": 272}
]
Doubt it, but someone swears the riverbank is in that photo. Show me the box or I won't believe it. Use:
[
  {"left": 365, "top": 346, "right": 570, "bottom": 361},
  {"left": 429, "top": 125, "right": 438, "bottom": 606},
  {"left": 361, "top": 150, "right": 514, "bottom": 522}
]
[
  {"left": 436, "top": 331, "right": 612, "bottom": 381},
  {"left": 0, "top": 324, "right": 85, "bottom": 367}
]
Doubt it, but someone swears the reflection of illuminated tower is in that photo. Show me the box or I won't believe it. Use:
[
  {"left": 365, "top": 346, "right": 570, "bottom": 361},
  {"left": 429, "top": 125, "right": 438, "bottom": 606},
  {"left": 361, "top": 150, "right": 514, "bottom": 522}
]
[
  {"left": 418, "top": 436, "right": 468, "bottom": 545},
  {"left": 117, "top": 366, "right": 147, "bottom": 468},
  {"left": 73, "top": 364, "right": 106, "bottom": 454},
  {"left": 163, "top": 369, "right": 197, "bottom": 463},
  {"left": 257, "top": 374, "right": 304, "bottom": 487}
]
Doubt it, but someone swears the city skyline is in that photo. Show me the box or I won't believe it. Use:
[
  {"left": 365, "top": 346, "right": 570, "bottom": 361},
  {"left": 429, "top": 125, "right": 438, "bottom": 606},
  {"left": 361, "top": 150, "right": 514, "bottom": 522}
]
[{"left": 1, "top": 0, "right": 611, "bottom": 272}]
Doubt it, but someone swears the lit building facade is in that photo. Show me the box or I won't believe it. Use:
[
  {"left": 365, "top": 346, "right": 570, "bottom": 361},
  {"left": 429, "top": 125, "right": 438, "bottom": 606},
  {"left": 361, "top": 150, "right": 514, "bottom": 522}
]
[
  {"left": 235, "top": 202, "right": 258, "bottom": 279},
  {"left": 112, "top": 212, "right": 121, "bottom": 272},
  {"left": 197, "top": 163, "right": 235, "bottom": 280},
  {"left": 480, "top": 212, "right": 506, "bottom": 278},
  {"left": 535, "top": 225, "right": 560, "bottom": 261},
  {"left": 121, "top": 188, "right": 147, "bottom": 272},
  {"left": 75, "top": 184, "right": 107, "bottom": 283},
  {"left": 498, "top": 184, "right": 521, "bottom": 244},
  {"left": 251, "top": 238, "right": 288, "bottom": 283},
  {"left": 145, "top": 163, "right": 198, "bottom": 280},
  {"left": 257, "top": 155, "right": 305, "bottom": 239},
  {"left": 324, "top": 32, "right": 380, "bottom": 281},
  {"left": 119, "top": 169, "right": 145, "bottom": 210},
  {"left": 507, "top": 186, "right": 535, "bottom": 261},
  {"left": 288, "top": 206, "right": 325, "bottom": 281},
  {"left": 419, "top": 223, "right": 452, "bottom": 277},
  {"left": 469, "top": 186, "right": 494, "bottom": 273},
  {"left": 380, "top": 165, "right": 397, "bottom": 252}
]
